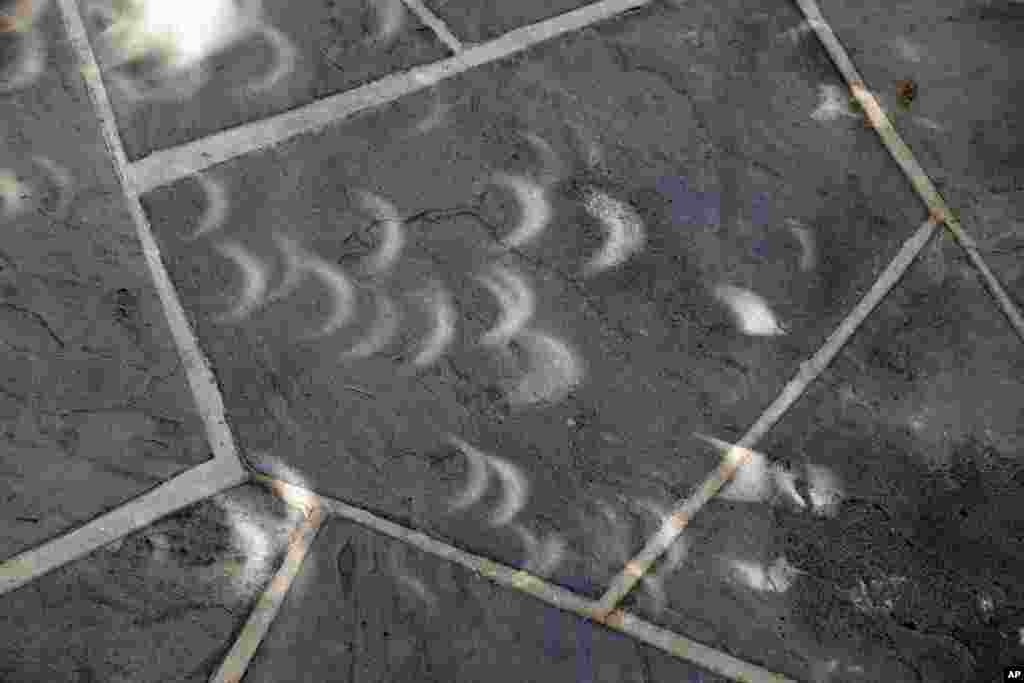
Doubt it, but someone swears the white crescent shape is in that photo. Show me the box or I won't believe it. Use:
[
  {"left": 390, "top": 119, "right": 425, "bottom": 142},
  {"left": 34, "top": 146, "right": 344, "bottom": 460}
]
[
  {"left": 213, "top": 240, "right": 270, "bottom": 323},
  {"left": 353, "top": 189, "right": 404, "bottom": 276},
  {"left": 508, "top": 330, "right": 583, "bottom": 406},
  {"left": 484, "top": 453, "right": 528, "bottom": 527},
  {"left": 0, "top": 28, "right": 45, "bottom": 93},
  {"left": 186, "top": 173, "right": 230, "bottom": 240},
  {"left": 476, "top": 264, "right": 535, "bottom": 347},
  {"left": 513, "top": 524, "right": 566, "bottom": 576},
  {"left": 491, "top": 172, "right": 551, "bottom": 250},
  {"left": 410, "top": 282, "right": 456, "bottom": 367},
  {"left": 518, "top": 130, "right": 564, "bottom": 187},
  {"left": 712, "top": 284, "right": 787, "bottom": 336},
  {"left": 446, "top": 435, "right": 492, "bottom": 514},
  {"left": 582, "top": 188, "right": 646, "bottom": 276},
  {"left": 340, "top": 290, "right": 400, "bottom": 360},
  {"left": 242, "top": 22, "right": 296, "bottom": 95},
  {"left": 31, "top": 155, "right": 72, "bottom": 220},
  {"left": 302, "top": 256, "right": 357, "bottom": 340}
]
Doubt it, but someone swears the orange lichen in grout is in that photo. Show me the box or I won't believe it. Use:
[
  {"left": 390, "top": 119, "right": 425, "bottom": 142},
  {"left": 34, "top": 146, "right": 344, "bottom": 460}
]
[{"left": 0, "top": 0, "right": 32, "bottom": 32}]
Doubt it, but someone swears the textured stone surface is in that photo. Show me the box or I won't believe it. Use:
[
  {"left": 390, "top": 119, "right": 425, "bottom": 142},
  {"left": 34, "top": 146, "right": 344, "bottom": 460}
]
[
  {"left": 245, "top": 518, "right": 730, "bottom": 683},
  {"left": 0, "top": 485, "right": 302, "bottom": 682},
  {"left": 0, "top": 2, "right": 211, "bottom": 560}
]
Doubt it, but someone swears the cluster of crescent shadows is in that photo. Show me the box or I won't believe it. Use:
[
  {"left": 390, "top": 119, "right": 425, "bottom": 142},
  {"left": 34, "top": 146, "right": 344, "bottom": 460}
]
[{"left": 87, "top": 0, "right": 297, "bottom": 102}]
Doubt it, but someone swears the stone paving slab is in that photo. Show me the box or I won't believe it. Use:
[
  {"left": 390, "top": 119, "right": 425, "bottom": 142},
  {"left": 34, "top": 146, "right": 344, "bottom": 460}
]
[
  {"left": 750, "top": 250, "right": 1024, "bottom": 683},
  {"left": 136, "top": 3, "right": 938, "bottom": 678},
  {"left": 77, "top": 0, "right": 450, "bottom": 160},
  {"left": 0, "top": 3, "right": 211, "bottom": 560},
  {"left": 244, "top": 516, "right": 731, "bottom": 683},
  {"left": 423, "top": 0, "right": 596, "bottom": 44},
  {"left": 0, "top": 484, "right": 302, "bottom": 682}
]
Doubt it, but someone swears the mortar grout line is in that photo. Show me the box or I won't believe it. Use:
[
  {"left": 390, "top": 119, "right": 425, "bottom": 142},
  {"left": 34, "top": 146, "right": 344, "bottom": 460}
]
[
  {"left": 400, "top": 0, "right": 465, "bottom": 53},
  {"left": 245, "top": 473, "right": 796, "bottom": 683},
  {"left": 126, "top": 0, "right": 656, "bottom": 195},
  {"left": 792, "top": 0, "right": 1024, "bottom": 343},
  {"left": 209, "top": 504, "right": 326, "bottom": 683},
  {"left": 0, "top": 457, "right": 249, "bottom": 595},
  {"left": 592, "top": 216, "right": 941, "bottom": 619},
  {"left": 55, "top": 0, "right": 248, "bottom": 471}
]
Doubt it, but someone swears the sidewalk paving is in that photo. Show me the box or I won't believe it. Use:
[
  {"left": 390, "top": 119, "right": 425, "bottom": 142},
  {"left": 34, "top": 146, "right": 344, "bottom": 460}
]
[{"left": 1, "top": 0, "right": 1022, "bottom": 681}]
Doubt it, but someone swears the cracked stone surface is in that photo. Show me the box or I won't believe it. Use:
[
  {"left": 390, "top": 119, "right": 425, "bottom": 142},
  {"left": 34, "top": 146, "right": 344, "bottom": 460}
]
[
  {"left": 2, "top": 0, "right": 1022, "bottom": 680},
  {"left": 78, "top": 0, "right": 449, "bottom": 160},
  {"left": 0, "top": 4, "right": 211, "bottom": 560},
  {"left": 244, "top": 517, "right": 730, "bottom": 683},
  {"left": 0, "top": 485, "right": 302, "bottom": 682}
]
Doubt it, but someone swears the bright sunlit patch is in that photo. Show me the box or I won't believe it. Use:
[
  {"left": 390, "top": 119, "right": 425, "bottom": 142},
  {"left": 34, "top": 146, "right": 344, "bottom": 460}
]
[
  {"left": 811, "top": 84, "right": 860, "bottom": 122},
  {"left": 248, "top": 452, "right": 319, "bottom": 518},
  {"left": 512, "top": 523, "right": 566, "bottom": 577},
  {"left": 805, "top": 463, "right": 844, "bottom": 517},
  {"left": 725, "top": 555, "right": 803, "bottom": 593},
  {"left": 217, "top": 497, "right": 275, "bottom": 598},
  {"left": 96, "top": 0, "right": 296, "bottom": 99},
  {"left": 712, "top": 284, "right": 788, "bottom": 336},
  {"left": 507, "top": 329, "right": 584, "bottom": 407}
]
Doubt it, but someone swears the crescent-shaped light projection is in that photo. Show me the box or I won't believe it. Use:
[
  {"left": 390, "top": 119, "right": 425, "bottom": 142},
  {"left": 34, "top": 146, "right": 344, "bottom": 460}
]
[
  {"left": 242, "top": 22, "right": 296, "bottom": 95},
  {"left": 266, "top": 231, "right": 307, "bottom": 303},
  {"left": 186, "top": 173, "right": 230, "bottom": 240},
  {"left": 712, "top": 284, "right": 787, "bottom": 336},
  {"left": 582, "top": 188, "right": 645, "bottom": 276},
  {"left": 490, "top": 172, "right": 552, "bottom": 250},
  {"left": 31, "top": 156, "right": 72, "bottom": 220},
  {"left": 785, "top": 218, "right": 816, "bottom": 271},
  {"left": 518, "top": 130, "right": 564, "bottom": 187},
  {"left": 694, "top": 432, "right": 807, "bottom": 509},
  {"left": 340, "top": 290, "right": 400, "bottom": 360},
  {"left": 353, "top": 189, "right": 404, "bottom": 276},
  {"left": 476, "top": 264, "right": 535, "bottom": 347},
  {"left": 0, "top": 169, "right": 30, "bottom": 219},
  {"left": 446, "top": 435, "right": 492, "bottom": 514},
  {"left": 388, "top": 544, "right": 439, "bottom": 614},
  {"left": 512, "top": 524, "right": 566, "bottom": 577},
  {"left": 302, "top": 256, "right": 357, "bottom": 340},
  {"left": 0, "top": 28, "right": 45, "bottom": 93},
  {"left": 484, "top": 453, "right": 528, "bottom": 527},
  {"left": 508, "top": 329, "right": 583, "bottom": 407},
  {"left": 365, "top": 0, "right": 406, "bottom": 45},
  {"left": 410, "top": 281, "right": 456, "bottom": 367},
  {"left": 213, "top": 240, "right": 270, "bottom": 323}
]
